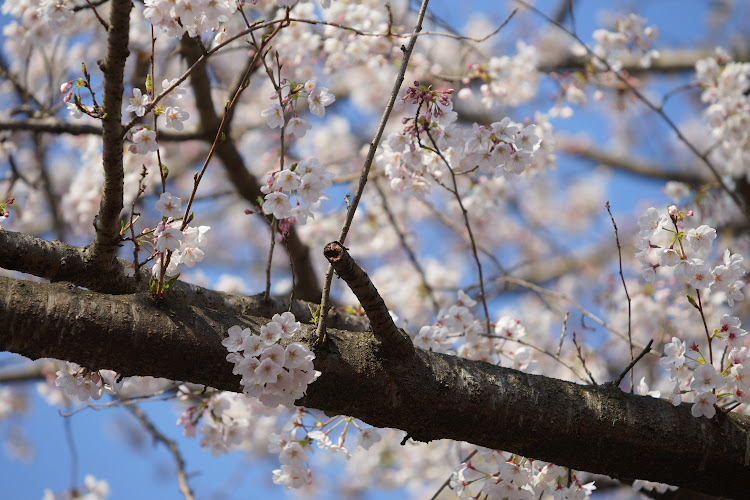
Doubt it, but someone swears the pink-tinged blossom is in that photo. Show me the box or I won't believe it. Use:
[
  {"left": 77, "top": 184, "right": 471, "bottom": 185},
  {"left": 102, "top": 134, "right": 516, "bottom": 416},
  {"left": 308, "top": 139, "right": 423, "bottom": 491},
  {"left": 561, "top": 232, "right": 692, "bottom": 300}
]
[
  {"left": 164, "top": 106, "right": 189, "bottom": 131},
  {"left": 262, "top": 192, "right": 292, "bottom": 220},
  {"left": 132, "top": 128, "right": 159, "bottom": 155},
  {"left": 155, "top": 192, "right": 182, "bottom": 219},
  {"left": 659, "top": 337, "right": 686, "bottom": 370},
  {"left": 686, "top": 262, "right": 711, "bottom": 288},
  {"left": 660, "top": 247, "right": 681, "bottom": 267},
  {"left": 691, "top": 392, "right": 717, "bottom": 418},
  {"left": 495, "top": 316, "right": 526, "bottom": 339},
  {"left": 286, "top": 117, "right": 312, "bottom": 138},
  {"left": 285, "top": 343, "right": 314, "bottom": 369},
  {"left": 260, "top": 321, "right": 284, "bottom": 345},
  {"left": 727, "top": 280, "right": 745, "bottom": 306},
  {"left": 637, "top": 207, "right": 667, "bottom": 240},
  {"left": 308, "top": 86, "right": 335, "bottom": 117},
  {"left": 720, "top": 315, "right": 747, "bottom": 348},
  {"left": 254, "top": 358, "right": 283, "bottom": 384},
  {"left": 273, "top": 169, "right": 300, "bottom": 191},
  {"left": 491, "top": 117, "right": 520, "bottom": 142},
  {"left": 727, "top": 364, "right": 749, "bottom": 392},
  {"left": 221, "top": 325, "right": 247, "bottom": 352},
  {"left": 686, "top": 224, "right": 717, "bottom": 255},
  {"left": 261, "top": 104, "right": 285, "bottom": 129},
  {"left": 690, "top": 364, "right": 725, "bottom": 393},
  {"left": 126, "top": 88, "right": 150, "bottom": 117},
  {"left": 155, "top": 226, "right": 184, "bottom": 252},
  {"left": 67, "top": 101, "right": 84, "bottom": 119}
]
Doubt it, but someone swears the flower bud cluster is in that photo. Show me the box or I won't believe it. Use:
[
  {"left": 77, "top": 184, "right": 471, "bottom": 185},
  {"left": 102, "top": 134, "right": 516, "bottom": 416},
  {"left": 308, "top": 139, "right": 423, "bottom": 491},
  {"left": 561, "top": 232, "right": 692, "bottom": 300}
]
[
  {"left": 269, "top": 410, "right": 382, "bottom": 489},
  {"left": 591, "top": 13, "right": 659, "bottom": 70},
  {"left": 224, "top": 313, "right": 320, "bottom": 408}
]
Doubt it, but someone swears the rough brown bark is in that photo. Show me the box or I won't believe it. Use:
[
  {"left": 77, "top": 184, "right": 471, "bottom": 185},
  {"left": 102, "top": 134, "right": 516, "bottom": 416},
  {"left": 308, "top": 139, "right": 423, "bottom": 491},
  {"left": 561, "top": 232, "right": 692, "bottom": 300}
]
[
  {"left": 88, "top": 0, "right": 133, "bottom": 267},
  {"left": 1, "top": 275, "right": 747, "bottom": 498}
]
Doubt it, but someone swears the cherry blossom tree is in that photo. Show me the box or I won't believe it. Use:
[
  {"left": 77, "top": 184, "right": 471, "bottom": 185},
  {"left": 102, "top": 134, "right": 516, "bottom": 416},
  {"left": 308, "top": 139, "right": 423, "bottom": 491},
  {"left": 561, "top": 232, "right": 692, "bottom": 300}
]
[{"left": 0, "top": 1, "right": 749, "bottom": 499}]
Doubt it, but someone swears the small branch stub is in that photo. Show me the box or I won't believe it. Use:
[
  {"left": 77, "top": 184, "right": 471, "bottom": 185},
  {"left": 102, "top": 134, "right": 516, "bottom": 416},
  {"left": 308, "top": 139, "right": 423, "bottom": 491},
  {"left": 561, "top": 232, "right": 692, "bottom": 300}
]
[{"left": 324, "top": 241, "right": 413, "bottom": 359}]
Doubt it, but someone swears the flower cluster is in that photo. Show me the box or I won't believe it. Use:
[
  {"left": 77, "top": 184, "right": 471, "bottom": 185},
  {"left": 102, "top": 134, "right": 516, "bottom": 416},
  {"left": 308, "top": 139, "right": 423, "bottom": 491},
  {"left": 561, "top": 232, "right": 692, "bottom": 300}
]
[
  {"left": 143, "top": 0, "right": 237, "bottom": 38},
  {"left": 449, "top": 450, "right": 595, "bottom": 500},
  {"left": 269, "top": 410, "right": 382, "bottom": 489},
  {"left": 224, "top": 313, "right": 320, "bottom": 408},
  {"left": 127, "top": 79, "right": 190, "bottom": 131},
  {"left": 635, "top": 206, "right": 745, "bottom": 305},
  {"left": 463, "top": 41, "right": 540, "bottom": 108},
  {"left": 414, "top": 291, "right": 535, "bottom": 371},
  {"left": 378, "top": 87, "right": 544, "bottom": 198},
  {"left": 695, "top": 49, "right": 750, "bottom": 180},
  {"left": 148, "top": 192, "right": 211, "bottom": 279},
  {"left": 659, "top": 326, "right": 749, "bottom": 418},
  {"left": 260, "top": 158, "right": 333, "bottom": 229},
  {"left": 261, "top": 79, "right": 336, "bottom": 137},
  {"left": 43, "top": 475, "right": 110, "bottom": 500},
  {"left": 53, "top": 361, "right": 119, "bottom": 402},
  {"left": 591, "top": 13, "right": 659, "bottom": 70}
]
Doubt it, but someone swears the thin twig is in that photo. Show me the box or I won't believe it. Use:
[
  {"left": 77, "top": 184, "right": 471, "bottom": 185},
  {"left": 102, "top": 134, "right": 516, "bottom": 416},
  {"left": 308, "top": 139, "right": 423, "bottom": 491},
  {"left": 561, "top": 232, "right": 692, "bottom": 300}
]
[
  {"left": 264, "top": 219, "right": 278, "bottom": 302},
  {"left": 497, "top": 276, "right": 655, "bottom": 354},
  {"left": 125, "top": 404, "right": 195, "bottom": 500},
  {"left": 605, "top": 201, "right": 633, "bottom": 392},
  {"left": 84, "top": 0, "right": 110, "bottom": 30},
  {"left": 316, "top": 0, "right": 431, "bottom": 342},
  {"left": 613, "top": 339, "right": 654, "bottom": 389},
  {"left": 429, "top": 449, "right": 478, "bottom": 500},
  {"left": 375, "top": 181, "right": 440, "bottom": 312},
  {"left": 572, "top": 333, "right": 597, "bottom": 385},
  {"left": 557, "top": 311, "right": 569, "bottom": 357},
  {"left": 62, "top": 409, "right": 79, "bottom": 489},
  {"left": 422, "top": 128, "right": 491, "bottom": 334},
  {"left": 488, "top": 333, "right": 588, "bottom": 383}
]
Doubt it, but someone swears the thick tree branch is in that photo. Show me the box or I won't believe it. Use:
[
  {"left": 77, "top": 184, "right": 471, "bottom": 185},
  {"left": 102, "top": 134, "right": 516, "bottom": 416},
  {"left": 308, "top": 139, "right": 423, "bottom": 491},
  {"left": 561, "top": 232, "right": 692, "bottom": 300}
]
[
  {"left": 0, "top": 230, "right": 368, "bottom": 332},
  {"left": 87, "top": 0, "right": 133, "bottom": 267},
  {"left": 0, "top": 276, "right": 748, "bottom": 497},
  {"left": 0, "top": 118, "right": 202, "bottom": 140},
  {"left": 538, "top": 46, "right": 750, "bottom": 74},
  {"left": 560, "top": 141, "right": 709, "bottom": 185}
]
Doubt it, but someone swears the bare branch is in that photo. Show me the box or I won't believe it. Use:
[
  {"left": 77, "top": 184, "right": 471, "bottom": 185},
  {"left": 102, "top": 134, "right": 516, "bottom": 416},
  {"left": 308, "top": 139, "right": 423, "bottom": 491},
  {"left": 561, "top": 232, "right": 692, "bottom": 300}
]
[
  {"left": 125, "top": 404, "right": 195, "bottom": 500},
  {"left": 324, "top": 241, "right": 414, "bottom": 359}
]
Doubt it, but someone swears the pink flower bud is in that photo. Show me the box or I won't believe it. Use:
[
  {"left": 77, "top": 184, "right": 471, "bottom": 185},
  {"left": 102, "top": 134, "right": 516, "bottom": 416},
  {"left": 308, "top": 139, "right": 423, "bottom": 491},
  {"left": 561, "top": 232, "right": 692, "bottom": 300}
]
[{"left": 60, "top": 81, "right": 73, "bottom": 93}]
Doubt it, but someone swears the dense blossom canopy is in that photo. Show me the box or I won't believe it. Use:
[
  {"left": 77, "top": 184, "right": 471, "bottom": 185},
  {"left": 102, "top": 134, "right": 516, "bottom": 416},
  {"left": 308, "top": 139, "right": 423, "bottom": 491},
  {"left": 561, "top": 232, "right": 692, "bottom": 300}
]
[{"left": 0, "top": 1, "right": 749, "bottom": 499}]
